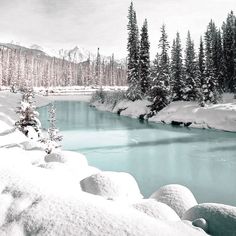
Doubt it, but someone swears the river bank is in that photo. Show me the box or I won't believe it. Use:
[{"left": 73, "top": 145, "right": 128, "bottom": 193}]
[
  {"left": 0, "top": 91, "right": 235, "bottom": 235},
  {"left": 91, "top": 93, "right": 236, "bottom": 132}
]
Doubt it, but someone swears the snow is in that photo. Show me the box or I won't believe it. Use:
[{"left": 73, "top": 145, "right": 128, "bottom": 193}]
[
  {"left": 183, "top": 203, "right": 236, "bottom": 236},
  {"left": 44, "top": 150, "right": 88, "bottom": 167},
  {"left": 0, "top": 90, "right": 234, "bottom": 235},
  {"left": 132, "top": 199, "right": 180, "bottom": 221},
  {"left": 149, "top": 100, "right": 236, "bottom": 132},
  {"left": 92, "top": 93, "right": 236, "bottom": 132},
  {"left": 80, "top": 171, "right": 143, "bottom": 201},
  {"left": 150, "top": 184, "right": 198, "bottom": 218}
]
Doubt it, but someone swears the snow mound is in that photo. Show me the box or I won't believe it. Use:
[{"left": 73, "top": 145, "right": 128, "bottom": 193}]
[
  {"left": 182, "top": 203, "right": 236, "bottom": 236},
  {"left": 150, "top": 184, "right": 197, "bottom": 218},
  {"left": 44, "top": 150, "right": 88, "bottom": 167},
  {"left": 192, "top": 218, "right": 208, "bottom": 232},
  {"left": 132, "top": 199, "right": 180, "bottom": 221},
  {"left": 80, "top": 171, "right": 143, "bottom": 200}
]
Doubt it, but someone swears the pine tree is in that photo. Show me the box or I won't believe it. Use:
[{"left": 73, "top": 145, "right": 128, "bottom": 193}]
[
  {"left": 139, "top": 19, "right": 150, "bottom": 95},
  {"left": 183, "top": 31, "right": 199, "bottom": 101},
  {"left": 170, "top": 32, "right": 185, "bottom": 101},
  {"left": 15, "top": 87, "right": 41, "bottom": 139},
  {"left": 222, "top": 11, "right": 235, "bottom": 92},
  {"left": 44, "top": 103, "right": 63, "bottom": 154},
  {"left": 197, "top": 36, "right": 206, "bottom": 106},
  {"left": 95, "top": 48, "right": 101, "bottom": 86},
  {"left": 198, "top": 37, "right": 205, "bottom": 86},
  {"left": 149, "top": 25, "right": 171, "bottom": 113},
  {"left": 126, "top": 2, "right": 141, "bottom": 101},
  {"left": 204, "top": 21, "right": 222, "bottom": 103}
]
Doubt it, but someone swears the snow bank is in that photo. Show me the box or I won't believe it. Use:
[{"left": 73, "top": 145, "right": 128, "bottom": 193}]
[
  {"left": 150, "top": 184, "right": 198, "bottom": 218},
  {"left": 183, "top": 203, "right": 236, "bottom": 236},
  {"left": 132, "top": 199, "right": 180, "bottom": 221},
  {"left": 149, "top": 101, "right": 236, "bottom": 132},
  {"left": 92, "top": 93, "right": 236, "bottom": 132},
  {"left": 44, "top": 150, "right": 88, "bottom": 167},
  {"left": 80, "top": 171, "right": 143, "bottom": 201},
  {"left": 114, "top": 99, "right": 151, "bottom": 118}
]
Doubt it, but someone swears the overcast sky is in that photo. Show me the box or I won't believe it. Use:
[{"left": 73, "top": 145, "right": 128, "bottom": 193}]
[{"left": 0, "top": 0, "right": 235, "bottom": 58}]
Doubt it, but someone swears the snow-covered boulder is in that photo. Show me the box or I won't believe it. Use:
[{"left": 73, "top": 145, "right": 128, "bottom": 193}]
[
  {"left": 44, "top": 150, "right": 88, "bottom": 167},
  {"left": 80, "top": 171, "right": 143, "bottom": 200},
  {"left": 150, "top": 184, "right": 197, "bottom": 217},
  {"left": 132, "top": 199, "right": 180, "bottom": 221},
  {"left": 183, "top": 203, "right": 236, "bottom": 236}
]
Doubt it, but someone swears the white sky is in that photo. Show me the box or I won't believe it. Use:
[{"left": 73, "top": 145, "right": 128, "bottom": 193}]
[{"left": 0, "top": 0, "right": 235, "bottom": 59}]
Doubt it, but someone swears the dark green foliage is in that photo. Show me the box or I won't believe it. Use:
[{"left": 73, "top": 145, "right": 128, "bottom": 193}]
[
  {"left": 170, "top": 32, "right": 185, "bottom": 101},
  {"left": 126, "top": 2, "right": 141, "bottom": 101},
  {"left": 139, "top": 19, "right": 150, "bottom": 95},
  {"left": 149, "top": 25, "right": 171, "bottom": 113}
]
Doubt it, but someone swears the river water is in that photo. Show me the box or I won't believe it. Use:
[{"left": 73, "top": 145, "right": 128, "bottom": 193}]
[{"left": 38, "top": 101, "right": 236, "bottom": 206}]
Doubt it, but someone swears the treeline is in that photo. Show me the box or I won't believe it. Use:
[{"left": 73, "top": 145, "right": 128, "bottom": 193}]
[
  {"left": 127, "top": 2, "right": 236, "bottom": 113},
  {"left": 0, "top": 45, "right": 127, "bottom": 89}
]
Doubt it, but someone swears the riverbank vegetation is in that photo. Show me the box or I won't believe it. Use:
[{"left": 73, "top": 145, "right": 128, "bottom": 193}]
[{"left": 126, "top": 2, "right": 236, "bottom": 113}]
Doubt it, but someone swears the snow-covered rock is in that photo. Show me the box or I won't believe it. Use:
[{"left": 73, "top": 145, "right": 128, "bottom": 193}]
[
  {"left": 183, "top": 203, "right": 236, "bottom": 236},
  {"left": 80, "top": 171, "right": 143, "bottom": 200},
  {"left": 132, "top": 199, "right": 180, "bottom": 221},
  {"left": 115, "top": 99, "right": 151, "bottom": 118},
  {"left": 44, "top": 150, "right": 88, "bottom": 167},
  {"left": 150, "top": 184, "right": 197, "bottom": 218},
  {"left": 192, "top": 218, "right": 208, "bottom": 232}
]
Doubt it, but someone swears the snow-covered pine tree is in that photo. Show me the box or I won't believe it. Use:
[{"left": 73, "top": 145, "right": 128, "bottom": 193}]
[
  {"left": 95, "top": 48, "right": 101, "bottom": 86},
  {"left": 170, "top": 32, "right": 185, "bottom": 101},
  {"left": 204, "top": 21, "right": 222, "bottom": 103},
  {"left": 44, "top": 103, "right": 63, "bottom": 154},
  {"left": 222, "top": 11, "right": 235, "bottom": 92},
  {"left": 183, "top": 31, "right": 200, "bottom": 101},
  {"left": 197, "top": 36, "right": 206, "bottom": 106},
  {"left": 149, "top": 25, "right": 171, "bottom": 113},
  {"left": 126, "top": 2, "right": 141, "bottom": 101},
  {"left": 198, "top": 36, "right": 205, "bottom": 87},
  {"left": 139, "top": 19, "right": 150, "bottom": 95},
  {"left": 15, "top": 87, "right": 41, "bottom": 139}
]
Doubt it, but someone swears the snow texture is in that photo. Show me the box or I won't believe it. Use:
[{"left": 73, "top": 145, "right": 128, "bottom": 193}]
[
  {"left": 183, "top": 203, "right": 236, "bottom": 236},
  {"left": 44, "top": 150, "right": 88, "bottom": 167},
  {"left": 80, "top": 171, "right": 143, "bottom": 201},
  {"left": 132, "top": 199, "right": 180, "bottom": 221},
  {"left": 150, "top": 184, "right": 198, "bottom": 218}
]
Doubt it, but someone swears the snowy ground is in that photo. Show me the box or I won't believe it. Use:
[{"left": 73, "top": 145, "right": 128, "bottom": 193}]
[
  {"left": 92, "top": 93, "right": 236, "bottom": 132},
  {"left": 0, "top": 91, "right": 235, "bottom": 235}
]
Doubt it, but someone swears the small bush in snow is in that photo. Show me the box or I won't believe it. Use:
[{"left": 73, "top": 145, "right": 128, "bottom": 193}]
[{"left": 41, "top": 103, "right": 63, "bottom": 154}]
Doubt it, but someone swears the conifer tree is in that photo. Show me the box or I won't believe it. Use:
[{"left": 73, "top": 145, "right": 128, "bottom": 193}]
[
  {"left": 126, "top": 2, "right": 141, "bottom": 101},
  {"left": 170, "top": 32, "right": 185, "bottom": 101},
  {"left": 222, "top": 11, "right": 235, "bottom": 92},
  {"left": 15, "top": 87, "right": 41, "bottom": 139},
  {"left": 204, "top": 21, "right": 222, "bottom": 103},
  {"left": 95, "top": 48, "right": 101, "bottom": 86},
  {"left": 149, "top": 25, "right": 171, "bottom": 113},
  {"left": 139, "top": 19, "right": 150, "bottom": 95},
  {"left": 184, "top": 31, "right": 199, "bottom": 101},
  {"left": 198, "top": 36, "right": 205, "bottom": 87},
  {"left": 44, "top": 103, "right": 63, "bottom": 154}
]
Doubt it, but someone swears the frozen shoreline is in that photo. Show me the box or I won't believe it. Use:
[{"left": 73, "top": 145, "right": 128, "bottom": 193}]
[{"left": 91, "top": 93, "right": 236, "bottom": 132}]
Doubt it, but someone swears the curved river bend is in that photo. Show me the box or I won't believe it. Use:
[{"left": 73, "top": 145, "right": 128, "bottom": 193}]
[{"left": 38, "top": 101, "right": 236, "bottom": 206}]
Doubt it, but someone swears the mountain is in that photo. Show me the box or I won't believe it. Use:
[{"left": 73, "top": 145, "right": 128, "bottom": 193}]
[{"left": 0, "top": 43, "right": 46, "bottom": 57}]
